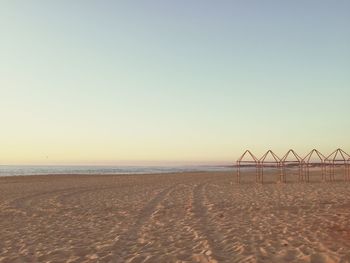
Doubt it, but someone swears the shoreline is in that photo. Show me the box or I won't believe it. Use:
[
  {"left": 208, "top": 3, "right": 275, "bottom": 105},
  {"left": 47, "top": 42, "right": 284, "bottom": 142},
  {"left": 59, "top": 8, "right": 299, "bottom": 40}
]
[
  {"left": 0, "top": 165, "right": 234, "bottom": 178},
  {"left": 0, "top": 170, "right": 233, "bottom": 180}
]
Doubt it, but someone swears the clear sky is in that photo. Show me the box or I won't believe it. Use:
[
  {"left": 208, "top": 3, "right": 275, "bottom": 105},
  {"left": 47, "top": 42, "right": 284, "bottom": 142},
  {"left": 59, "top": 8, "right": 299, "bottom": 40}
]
[{"left": 1, "top": 1, "right": 349, "bottom": 165}]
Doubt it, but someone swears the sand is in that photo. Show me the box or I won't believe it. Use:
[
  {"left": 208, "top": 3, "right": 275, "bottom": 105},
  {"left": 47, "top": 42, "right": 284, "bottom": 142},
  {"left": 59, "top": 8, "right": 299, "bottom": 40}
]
[{"left": 1, "top": 171, "right": 350, "bottom": 263}]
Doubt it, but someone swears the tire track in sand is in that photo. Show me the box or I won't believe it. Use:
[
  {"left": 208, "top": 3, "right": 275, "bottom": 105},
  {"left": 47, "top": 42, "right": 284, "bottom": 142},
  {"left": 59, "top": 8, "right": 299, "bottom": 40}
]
[
  {"left": 193, "top": 183, "right": 230, "bottom": 262},
  {"left": 127, "top": 183, "right": 210, "bottom": 262},
  {"left": 111, "top": 184, "right": 177, "bottom": 261}
]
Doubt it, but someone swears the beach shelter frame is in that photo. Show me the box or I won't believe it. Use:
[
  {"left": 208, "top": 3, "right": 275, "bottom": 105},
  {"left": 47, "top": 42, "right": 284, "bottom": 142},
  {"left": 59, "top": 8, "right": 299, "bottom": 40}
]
[
  {"left": 302, "top": 149, "right": 326, "bottom": 182},
  {"left": 324, "top": 148, "right": 350, "bottom": 181},
  {"left": 258, "top": 150, "right": 282, "bottom": 183},
  {"left": 281, "top": 149, "right": 302, "bottom": 183},
  {"left": 236, "top": 150, "right": 259, "bottom": 183}
]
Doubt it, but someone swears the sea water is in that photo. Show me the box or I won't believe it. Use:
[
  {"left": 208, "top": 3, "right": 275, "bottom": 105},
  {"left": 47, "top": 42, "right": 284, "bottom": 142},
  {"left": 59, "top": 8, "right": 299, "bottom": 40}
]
[{"left": 0, "top": 165, "right": 235, "bottom": 177}]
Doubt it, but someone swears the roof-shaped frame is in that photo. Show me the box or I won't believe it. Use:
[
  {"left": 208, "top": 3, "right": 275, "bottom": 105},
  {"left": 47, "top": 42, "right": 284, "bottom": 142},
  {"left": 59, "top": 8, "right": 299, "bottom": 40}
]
[
  {"left": 281, "top": 149, "right": 302, "bottom": 165},
  {"left": 325, "top": 148, "right": 350, "bottom": 163},
  {"left": 302, "top": 149, "right": 326, "bottom": 164},
  {"left": 259, "top": 150, "right": 281, "bottom": 165},
  {"left": 324, "top": 148, "right": 350, "bottom": 182},
  {"left": 280, "top": 149, "right": 302, "bottom": 183},
  {"left": 236, "top": 149, "right": 259, "bottom": 183},
  {"left": 258, "top": 150, "right": 282, "bottom": 183},
  {"left": 237, "top": 150, "right": 258, "bottom": 164},
  {"left": 302, "top": 149, "right": 326, "bottom": 182}
]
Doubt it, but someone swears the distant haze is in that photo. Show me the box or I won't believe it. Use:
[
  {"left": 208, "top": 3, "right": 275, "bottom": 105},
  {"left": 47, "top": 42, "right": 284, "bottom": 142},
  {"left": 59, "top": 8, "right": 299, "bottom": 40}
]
[{"left": 1, "top": 1, "right": 349, "bottom": 165}]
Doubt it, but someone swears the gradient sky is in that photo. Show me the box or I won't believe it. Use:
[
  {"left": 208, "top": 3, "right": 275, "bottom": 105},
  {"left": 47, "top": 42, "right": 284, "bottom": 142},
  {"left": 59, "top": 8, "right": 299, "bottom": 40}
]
[{"left": 1, "top": 1, "right": 349, "bottom": 165}]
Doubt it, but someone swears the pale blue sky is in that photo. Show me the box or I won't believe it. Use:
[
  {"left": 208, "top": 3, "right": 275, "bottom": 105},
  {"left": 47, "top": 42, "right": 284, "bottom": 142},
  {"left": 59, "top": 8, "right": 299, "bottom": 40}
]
[{"left": 1, "top": 1, "right": 349, "bottom": 164}]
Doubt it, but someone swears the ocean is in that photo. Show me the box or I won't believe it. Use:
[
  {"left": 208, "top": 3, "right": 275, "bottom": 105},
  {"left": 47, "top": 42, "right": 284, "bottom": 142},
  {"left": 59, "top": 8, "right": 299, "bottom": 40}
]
[{"left": 0, "top": 165, "right": 235, "bottom": 177}]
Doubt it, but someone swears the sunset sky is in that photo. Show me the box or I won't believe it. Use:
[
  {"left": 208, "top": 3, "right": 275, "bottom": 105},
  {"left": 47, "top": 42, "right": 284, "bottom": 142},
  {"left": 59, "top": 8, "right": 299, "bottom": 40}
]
[{"left": 1, "top": 1, "right": 349, "bottom": 165}]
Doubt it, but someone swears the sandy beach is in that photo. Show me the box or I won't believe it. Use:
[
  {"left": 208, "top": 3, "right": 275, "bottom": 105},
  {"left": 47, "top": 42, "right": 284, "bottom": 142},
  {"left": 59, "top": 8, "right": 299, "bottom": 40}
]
[{"left": 1, "top": 171, "right": 350, "bottom": 263}]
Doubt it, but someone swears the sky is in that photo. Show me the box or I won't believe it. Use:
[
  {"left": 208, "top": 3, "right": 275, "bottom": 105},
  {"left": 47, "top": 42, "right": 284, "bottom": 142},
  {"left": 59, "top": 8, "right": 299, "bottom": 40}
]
[{"left": 0, "top": 1, "right": 349, "bottom": 165}]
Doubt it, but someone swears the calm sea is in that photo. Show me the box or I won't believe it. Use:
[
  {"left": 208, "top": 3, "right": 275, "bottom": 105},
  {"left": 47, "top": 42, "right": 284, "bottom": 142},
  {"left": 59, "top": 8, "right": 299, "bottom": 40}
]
[{"left": 0, "top": 165, "right": 235, "bottom": 177}]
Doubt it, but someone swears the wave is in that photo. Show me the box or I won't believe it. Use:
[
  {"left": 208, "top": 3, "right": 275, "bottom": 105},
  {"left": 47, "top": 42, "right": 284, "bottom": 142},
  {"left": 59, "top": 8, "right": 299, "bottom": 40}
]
[{"left": 0, "top": 165, "right": 234, "bottom": 177}]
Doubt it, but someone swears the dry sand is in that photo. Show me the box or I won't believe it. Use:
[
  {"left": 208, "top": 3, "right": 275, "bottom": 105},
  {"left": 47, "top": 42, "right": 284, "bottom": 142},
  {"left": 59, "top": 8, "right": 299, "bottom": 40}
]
[{"left": 1, "top": 170, "right": 350, "bottom": 263}]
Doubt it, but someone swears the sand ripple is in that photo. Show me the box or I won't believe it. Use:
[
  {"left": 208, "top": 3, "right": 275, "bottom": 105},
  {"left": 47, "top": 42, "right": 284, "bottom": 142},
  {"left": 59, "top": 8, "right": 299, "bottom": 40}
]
[{"left": 1, "top": 172, "right": 350, "bottom": 262}]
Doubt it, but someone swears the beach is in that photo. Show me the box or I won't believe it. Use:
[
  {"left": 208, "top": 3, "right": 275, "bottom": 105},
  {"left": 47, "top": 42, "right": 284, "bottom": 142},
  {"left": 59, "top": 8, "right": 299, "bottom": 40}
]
[{"left": 1, "top": 171, "right": 350, "bottom": 263}]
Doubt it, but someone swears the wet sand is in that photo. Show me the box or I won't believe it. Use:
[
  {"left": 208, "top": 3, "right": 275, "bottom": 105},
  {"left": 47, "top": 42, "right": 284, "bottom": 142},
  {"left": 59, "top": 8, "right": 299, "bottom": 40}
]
[{"left": 1, "top": 171, "right": 350, "bottom": 262}]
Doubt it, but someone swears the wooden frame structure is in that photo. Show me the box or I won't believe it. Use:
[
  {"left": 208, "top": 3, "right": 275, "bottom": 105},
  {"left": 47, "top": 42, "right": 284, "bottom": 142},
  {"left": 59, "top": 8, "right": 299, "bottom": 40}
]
[
  {"left": 258, "top": 150, "right": 282, "bottom": 183},
  {"left": 281, "top": 149, "right": 302, "bottom": 183},
  {"left": 235, "top": 148, "right": 349, "bottom": 183},
  {"left": 324, "top": 148, "right": 350, "bottom": 181},
  {"left": 302, "top": 149, "right": 326, "bottom": 182},
  {"left": 236, "top": 150, "right": 259, "bottom": 183}
]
